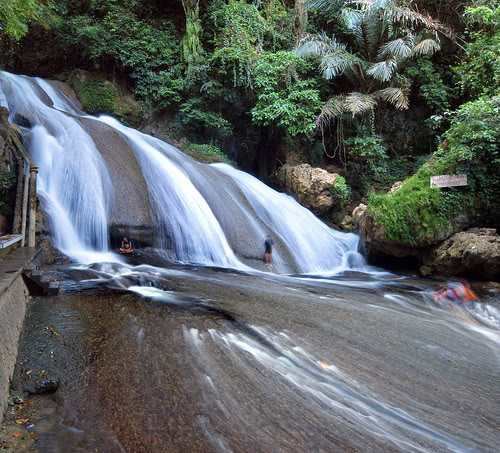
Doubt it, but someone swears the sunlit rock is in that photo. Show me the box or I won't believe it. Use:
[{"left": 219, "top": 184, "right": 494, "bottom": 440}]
[
  {"left": 275, "top": 164, "right": 338, "bottom": 214},
  {"left": 389, "top": 181, "right": 403, "bottom": 194},
  {"left": 351, "top": 203, "right": 367, "bottom": 230},
  {"left": 340, "top": 215, "right": 353, "bottom": 231}
]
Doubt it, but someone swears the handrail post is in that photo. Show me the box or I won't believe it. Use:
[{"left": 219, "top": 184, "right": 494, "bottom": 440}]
[
  {"left": 28, "top": 166, "right": 38, "bottom": 248},
  {"left": 20, "top": 162, "right": 30, "bottom": 246}
]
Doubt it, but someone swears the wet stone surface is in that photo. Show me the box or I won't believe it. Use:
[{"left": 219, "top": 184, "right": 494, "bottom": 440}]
[{"left": 1, "top": 259, "right": 499, "bottom": 452}]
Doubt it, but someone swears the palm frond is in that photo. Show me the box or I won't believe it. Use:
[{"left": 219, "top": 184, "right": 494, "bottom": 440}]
[
  {"left": 342, "top": 7, "right": 363, "bottom": 32},
  {"left": 411, "top": 38, "right": 440, "bottom": 57},
  {"left": 376, "top": 87, "right": 409, "bottom": 110},
  {"left": 316, "top": 96, "right": 347, "bottom": 127},
  {"left": 362, "top": 6, "right": 384, "bottom": 57},
  {"left": 305, "top": 0, "right": 347, "bottom": 11},
  {"left": 295, "top": 33, "right": 346, "bottom": 58},
  {"left": 366, "top": 58, "right": 397, "bottom": 82},
  {"left": 320, "top": 49, "right": 360, "bottom": 79},
  {"left": 378, "top": 36, "right": 413, "bottom": 60},
  {"left": 386, "top": 6, "right": 454, "bottom": 40},
  {"left": 344, "top": 92, "right": 377, "bottom": 117}
]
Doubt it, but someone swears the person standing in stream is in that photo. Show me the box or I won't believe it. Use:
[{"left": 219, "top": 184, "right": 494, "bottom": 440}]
[{"left": 264, "top": 236, "right": 274, "bottom": 269}]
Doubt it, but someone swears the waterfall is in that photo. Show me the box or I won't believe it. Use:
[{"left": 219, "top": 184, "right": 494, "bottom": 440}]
[
  {"left": 0, "top": 72, "right": 116, "bottom": 263},
  {"left": 0, "top": 71, "right": 370, "bottom": 273}
]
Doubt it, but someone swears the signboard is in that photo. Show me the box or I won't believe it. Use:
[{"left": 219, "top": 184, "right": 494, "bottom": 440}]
[{"left": 430, "top": 174, "right": 468, "bottom": 188}]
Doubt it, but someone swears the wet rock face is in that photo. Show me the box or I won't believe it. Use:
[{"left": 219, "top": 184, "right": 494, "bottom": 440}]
[
  {"left": 421, "top": 228, "right": 500, "bottom": 280},
  {"left": 79, "top": 117, "right": 154, "bottom": 247},
  {"left": 39, "top": 237, "right": 70, "bottom": 265},
  {"left": 275, "top": 164, "right": 338, "bottom": 214}
]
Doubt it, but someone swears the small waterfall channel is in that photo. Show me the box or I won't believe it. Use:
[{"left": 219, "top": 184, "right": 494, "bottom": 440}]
[{"left": 0, "top": 71, "right": 366, "bottom": 273}]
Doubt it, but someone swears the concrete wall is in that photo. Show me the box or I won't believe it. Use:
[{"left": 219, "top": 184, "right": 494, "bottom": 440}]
[{"left": 0, "top": 274, "right": 29, "bottom": 418}]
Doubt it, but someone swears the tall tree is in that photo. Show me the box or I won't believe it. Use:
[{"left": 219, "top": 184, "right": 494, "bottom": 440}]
[{"left": 181, "top": 0, "right": 203, "bottom": 67}]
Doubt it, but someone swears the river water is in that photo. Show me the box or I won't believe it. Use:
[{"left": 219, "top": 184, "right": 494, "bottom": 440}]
[
  {"left": 1, "top": 72, "right": 499, "bottom": 451},
  {"left": 12, "top": 258, "right": 499, "bottom": 453}
]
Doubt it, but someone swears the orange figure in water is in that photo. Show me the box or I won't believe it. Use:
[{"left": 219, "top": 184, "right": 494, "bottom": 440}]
[
  {"left": 461, "top": 281, "right": 479, "bottom": 301},
  {"left": 120, "top": 237, "right": 134, "bottom": 254},
  {"left": 433, "top": 281, "right": 478, "bottom": 303}
]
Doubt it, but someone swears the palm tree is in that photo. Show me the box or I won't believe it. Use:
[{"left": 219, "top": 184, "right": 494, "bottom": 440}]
[{"left": 297, "top": 0, "right": 451, "bottom": 127}]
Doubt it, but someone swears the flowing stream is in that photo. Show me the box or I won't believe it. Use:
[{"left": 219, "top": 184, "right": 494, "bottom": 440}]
[{"left": 1, "top": 72, "right": 499, "bottom": 452}]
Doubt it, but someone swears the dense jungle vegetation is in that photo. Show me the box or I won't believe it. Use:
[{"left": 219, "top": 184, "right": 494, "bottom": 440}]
[{"left": 1, "top": 0, "right": 499, "bottom": 239}]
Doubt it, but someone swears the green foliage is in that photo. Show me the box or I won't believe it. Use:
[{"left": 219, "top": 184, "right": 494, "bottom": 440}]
[
  {"left": 0, "top": 0, "right": 51, "bottom": 41},
  {"left": 454, "top": 1, "right": 500, "bottom": 98},
  {"left": 330, "top": 175, "right": 350, "bottom": 201},
  {"left": 183, "top": 143, "right": 235, "bottom": 165},
  {"left": 178, "top": 98, "right": 232, "bottom": 137},
  {"left": 209, "top": 0, "right": 294, "bottom": 89},
  {"left": 251, "top": 51, "right": 322, "bottom": 136},
  {"left": 344, "top": 132, "right": 388, "bottom": 177},
  {"left": 0, "top": 172, "right": 16, "bottom": 192},
  {"left": 78, "top": 79, "right": 117, "bottom": 114},
  {"left": 55, "top": 1, "right": 183, "bottom": 108},
  {"left": 405, "top": 58, "right": 451, "bottom": 112},
  {"left": 210, "top": 0, "right": 269, "bottom": 89},
  {"left": 443, "top": 95, "right": 500, "bottom": 209},
  {"left": 444, "top": 95, "right": 500, "bottom": 163},
  {"left": 182, "top": 0, "right": 203, "bottom": 67}
]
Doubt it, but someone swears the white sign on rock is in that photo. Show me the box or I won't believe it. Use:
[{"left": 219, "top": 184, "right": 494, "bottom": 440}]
[{"left": 430, "top": 174, "right": 468, "bottom": 188}]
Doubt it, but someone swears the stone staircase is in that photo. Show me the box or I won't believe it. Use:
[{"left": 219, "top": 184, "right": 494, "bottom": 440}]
[{"left": 22, "top": 264, "right": 60, "bottom": 296}]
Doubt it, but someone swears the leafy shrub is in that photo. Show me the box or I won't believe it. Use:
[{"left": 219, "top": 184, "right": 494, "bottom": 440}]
[
  {"left": 178, "top": 98, "right": 232, "bottom": 137},
  {"left": 55, "top": 2, "right": 183, "bottom": 109},
  {"left": 251, "top": 51, "right": 322, "bottom": 136},
  {"left": 331, "top": 175, "right": 351, "bottom": 201},
  {"left": 405, "top": 58, "right": 451, "bottom": 113},
  {"left": 344, "top": 132, "right": 388, "bottom": 177},
  {"left": 454, "top": 1, "right": 500, "bottom": 98}
]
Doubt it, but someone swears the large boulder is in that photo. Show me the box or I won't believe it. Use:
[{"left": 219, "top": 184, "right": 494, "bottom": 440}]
[
  {"left": 359, "top": 210, "right": 469, "bottom": 259},
  {"left": 420, "top": 228, "right": 500, "bottom": 280},
  {"left": 356, "top": 177, "right": 469, "bottom": 258},
  {"left": 275, "top": 164, "right": 338, "bottom": 214},
  {"left": 66, "top": 70, "right": 143, "bottom": 125}
]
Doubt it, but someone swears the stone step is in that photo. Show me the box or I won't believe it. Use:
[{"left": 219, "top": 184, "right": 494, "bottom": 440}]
[
  {"left": 22, "top": 268, "right": 60, "bottom": 296},
  {"left": 47, "top": 281, "right": 60, "bottom": 296}
]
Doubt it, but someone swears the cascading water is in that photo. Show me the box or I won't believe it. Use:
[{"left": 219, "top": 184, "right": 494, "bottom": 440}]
[
  {"left": 0, "top": 71, "right": 369, "bottom": 273},
  {"left": 0, "top": 72, "right": 116, "bottom": 263}
]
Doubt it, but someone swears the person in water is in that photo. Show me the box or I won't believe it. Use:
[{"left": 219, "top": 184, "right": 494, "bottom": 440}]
[
  {"left": 264, "top": 236, "right": 274, "bottom": 269},
  {"left": 433, "top": 281, "right": 478, "bottom": 303},
  {"left": 120, "top": 237, "right": 133, "bottom": 254}
]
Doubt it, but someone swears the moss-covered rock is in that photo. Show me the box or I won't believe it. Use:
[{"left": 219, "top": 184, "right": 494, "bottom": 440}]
[
  {"left": 78, "top": 78, "right": 118, "bottom": 115},
  {"left": 182, "top": 143, "right": 235, "bottom": 165},
  {"left": 65, "top": 70, "right": 143, "bottom": 125},
  {"left": 361, "top": 96, "right": 500, "bottom": 258}
]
